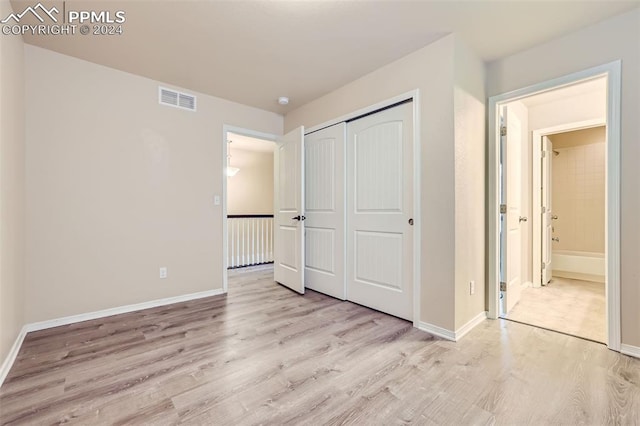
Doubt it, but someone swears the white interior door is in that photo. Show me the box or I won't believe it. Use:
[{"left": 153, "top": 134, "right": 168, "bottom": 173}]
[
  {"left": 500, "top": 105, "right": 523, "bottom": 315},
  {"left": 346, "top": 102, "right": 413, "bottom": 321},
  {"left": 304, "top": 123, "right": 346, "bottom": 299},
  {"left": 274, "top": 126, "right": 305, "bottom": 294},
  {"left": 541, "top": 135, "right": 553, "bottom": 284}
]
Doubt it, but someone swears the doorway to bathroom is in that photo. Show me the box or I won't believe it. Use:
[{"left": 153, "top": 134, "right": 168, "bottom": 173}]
[
  {"left": 506, "top": 120, "right": 607, "bottom": 343},
  {"left": 488, "top": 63, "right": 621, "bottom": 348}
]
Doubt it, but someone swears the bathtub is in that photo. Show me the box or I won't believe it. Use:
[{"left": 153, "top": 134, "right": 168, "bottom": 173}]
[{"left": 552, "top": 250, "right": 605, "bottom": 282}]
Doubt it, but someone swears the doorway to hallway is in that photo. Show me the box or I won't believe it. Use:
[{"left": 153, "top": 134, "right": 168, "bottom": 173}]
[{"left": 222, "top": 126, "right": 278, "bottom": 292}]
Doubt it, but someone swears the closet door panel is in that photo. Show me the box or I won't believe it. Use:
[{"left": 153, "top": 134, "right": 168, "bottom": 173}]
[
  {"left": 347, "top": 102, "right": 413, "bottom": 320},
  {"left": 304, "top": 123, "right": 346, "bottom": 300}
]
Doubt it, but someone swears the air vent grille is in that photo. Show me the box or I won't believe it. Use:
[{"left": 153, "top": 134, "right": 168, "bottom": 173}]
[
  {"left": 178, "top": 93, "right": 196, "bottom": 110},
  {"left": 159, "top": 87, "right": 196, "bottom": 112}
]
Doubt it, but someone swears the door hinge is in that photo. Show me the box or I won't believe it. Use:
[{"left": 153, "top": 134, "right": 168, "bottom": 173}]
[
  {"left": 541, "top": 150, "right": 546, "bottom": 158},
  {"left": 542, "top": 262, "right": 546, "bottom": 270},
  {"left": 542, "top": 206, "right": 546, "bottom": 213},
  {"left": 500, "top": 204, "right": 507, "bottom": 214},
  {"left": 500, "top": 126, "right": 507, "bottom": 137},
  {"left": 500, "top": 282, "right": 507, "bottom": 292}
]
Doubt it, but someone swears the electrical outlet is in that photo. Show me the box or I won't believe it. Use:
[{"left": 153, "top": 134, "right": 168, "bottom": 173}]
[
  {"left": 469, "top": 280, "right": 475, "bottom": 295},
  {"left": 159, "top": 267, "right": 168, "bottom": 279}
]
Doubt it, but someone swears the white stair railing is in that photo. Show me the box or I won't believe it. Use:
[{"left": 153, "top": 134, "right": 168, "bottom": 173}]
[{"left": 227, "top": 215, "right": 274, "bottom": 269}]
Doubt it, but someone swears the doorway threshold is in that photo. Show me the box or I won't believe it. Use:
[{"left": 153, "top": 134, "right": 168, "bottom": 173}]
[{"left": 499, "top": 317, "right": 606, "bottom": 346}]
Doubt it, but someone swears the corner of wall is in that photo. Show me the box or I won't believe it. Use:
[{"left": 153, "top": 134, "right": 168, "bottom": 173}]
[
  {"left": 453, "top": 35, "right": 487, "bottom": 330},
  {"left": 0, "top": 0, "right": 27, "bottom": 380}
]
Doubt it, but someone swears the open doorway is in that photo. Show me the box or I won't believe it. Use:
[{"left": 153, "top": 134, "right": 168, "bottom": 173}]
[
  {"left": 503, "top": 121, "right": 607, "bottom": 342},
  {"left": 222, "top": 127, "right": 277, "bottom": 291},
  {"left": 488, "top": 63, "right": 621, "bottom": 350}
]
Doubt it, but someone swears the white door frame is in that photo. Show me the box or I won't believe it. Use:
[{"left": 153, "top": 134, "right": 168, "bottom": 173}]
[
  {"left": 305, "top": 89, "right": 422, "bottom": 328},
  {"left": 531, "top": 118, "right": 606, "bottom": 289},
  {"left": 221, "top": 125, "right": 278, "bottom": 293},
  {"left": 488, "top": 61, "right": 621, "bottom": 351}
]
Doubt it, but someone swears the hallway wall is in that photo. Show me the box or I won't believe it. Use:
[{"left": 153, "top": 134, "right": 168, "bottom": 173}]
[{"left": 227, "top": 148, "right": 274, "bottom": 215}]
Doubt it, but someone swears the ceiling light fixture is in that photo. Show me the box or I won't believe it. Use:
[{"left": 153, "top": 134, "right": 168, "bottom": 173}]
[
  {"left": 226, "top": 140, "right": 240, "bottom": 177},
  {"left": 278, "top": 96, "right": 289, "bottom": 105},
  {"left": 226, "top": 166, "right": 240, "bottom": 177}
]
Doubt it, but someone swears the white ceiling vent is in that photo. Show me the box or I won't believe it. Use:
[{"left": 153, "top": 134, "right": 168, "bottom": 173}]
[{"left": 159, "top": 87, "right": 197, "bottom": 112}]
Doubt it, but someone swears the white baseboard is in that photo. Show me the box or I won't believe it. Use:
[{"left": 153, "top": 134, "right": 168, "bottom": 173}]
[
  {"left": 620, "top": 344, "right": 640, "bottom": 359},
  {"left": 418, "top": 321, "right": 456, "bottom": 341},
  {"left": 454, "top": 311, "right": 488, "bottom": 341},
  {"left": 0, "top": 288, "right": 226, "bottom": 388},
  {"left": 419, "top": 311, "right": 488, "bottom": 342},
  {"left": 0, "top": 325, "right": 28, "bottom": 388},
  {"left": 26, "top": 288, "right": 226, "bottom": 332}
]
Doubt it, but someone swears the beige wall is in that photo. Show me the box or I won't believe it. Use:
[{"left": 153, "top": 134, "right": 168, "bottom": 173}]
[
  {"left": 487, "top": 8, "right": 640, "bottom": 347},
  {"left": 286, "top": 35, "right": 487, "bottom": 332},
  {"left": 550, "top": 127, "right": 606, "bottom": 253},
  {"left": 227, "top": 148, "right": 274, "bottom": 215},
  {"left": 453, "top": 40, "right": 486, "bottom": 330},
  {"left": 24, "top": 46, "right": 282, "bottom": 323},
  {"left": 0, "top": 0, "right": 26, "bottom": 366}
]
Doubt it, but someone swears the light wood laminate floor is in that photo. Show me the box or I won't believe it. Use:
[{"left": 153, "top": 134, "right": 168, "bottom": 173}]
[
  {"left": 504, "top": 277, "right": 606, "bottom": 343},
  {"left": 1, "top": 267, "right": 638, "bottom": 425}
]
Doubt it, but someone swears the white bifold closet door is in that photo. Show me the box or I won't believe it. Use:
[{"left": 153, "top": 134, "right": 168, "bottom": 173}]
[
  {"left": 346, "top": 102, "right": 414, "bottom": 321},
  {"left": 304, "top": 123, "right": 346, "bottom": 299}
]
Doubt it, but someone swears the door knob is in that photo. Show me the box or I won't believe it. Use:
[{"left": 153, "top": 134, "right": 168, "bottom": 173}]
[
  {"left": 519, "top": 216, "right": 528, "bottom": 223},
  {"left": 408, "top": 218, "right": 414, "bottom": 225},
  {"left": 552, "top": 237, "right": 560, "bottom": 242},
  {"left": 291, "top": 215, "right": 306, "bottom": 221},
  {"left": 552, "top": 215, "right": 558, "bottom": 220}
]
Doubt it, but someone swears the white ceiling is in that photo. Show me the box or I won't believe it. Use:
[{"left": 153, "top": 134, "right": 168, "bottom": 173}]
[
  {"left": 12, "top": 1, "right": 639, "bottom": 114},
  {"left": 228, "top": 133, "right": 275, "bottom": 153}
]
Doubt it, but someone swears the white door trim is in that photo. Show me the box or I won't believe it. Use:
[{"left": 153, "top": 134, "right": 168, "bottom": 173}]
[
  {"left": 531, "top": 118, "right": 606, "bottom": 289},
  {"left": 304, "top": 90, "right": 422, "bottom": 328},
  {"left": 221, "top": 125, "right": 278, "bottom": 293},
  {"left": 488, "top": 61, "right": 621, "bottom": 351}
]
